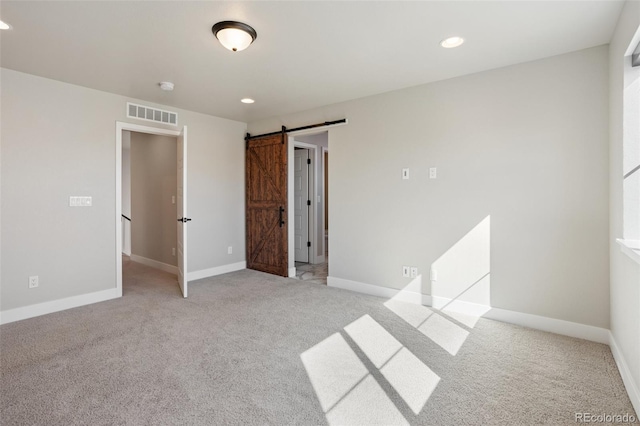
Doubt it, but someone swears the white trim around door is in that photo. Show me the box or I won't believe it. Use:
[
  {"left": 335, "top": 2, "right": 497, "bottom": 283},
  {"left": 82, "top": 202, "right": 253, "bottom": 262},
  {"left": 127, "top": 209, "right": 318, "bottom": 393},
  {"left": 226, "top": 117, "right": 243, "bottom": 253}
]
[
  {"left": 289, "top": 140, "right": 319, "bottom": 267},
  {"left": 115, "top": 122, "right": 182, "bottom": 297}
]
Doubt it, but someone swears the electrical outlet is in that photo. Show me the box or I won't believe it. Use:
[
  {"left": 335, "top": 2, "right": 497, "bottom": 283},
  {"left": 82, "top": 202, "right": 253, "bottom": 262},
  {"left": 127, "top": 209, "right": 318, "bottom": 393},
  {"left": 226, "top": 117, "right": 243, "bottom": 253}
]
[
  {"left": 402, "top": 266, "right": 410, "bottom": 278},
  {"left": 410, "top": 267, "right": 418, "bottom": 278},
  {"left": 29, "top": 276, "right": 39, "bottom": 288},
  {"left": 429, "top": 168, "right": 437, "bottom": 179},
  {"left": 227, "top": 246, "right": 233, "bottom": 254},
  {"left": 172, "top": 247, "right": 176, "bottom": 256},
  {"left": 171, "top": 196, "right": 176, "bottom": 205}
]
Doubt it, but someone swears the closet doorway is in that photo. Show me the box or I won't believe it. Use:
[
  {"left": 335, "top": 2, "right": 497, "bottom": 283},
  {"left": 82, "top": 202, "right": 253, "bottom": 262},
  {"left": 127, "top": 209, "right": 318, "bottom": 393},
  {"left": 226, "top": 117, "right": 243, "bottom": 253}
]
[{"left": 290, "top": 131, "right": 328, "bottom": 285}]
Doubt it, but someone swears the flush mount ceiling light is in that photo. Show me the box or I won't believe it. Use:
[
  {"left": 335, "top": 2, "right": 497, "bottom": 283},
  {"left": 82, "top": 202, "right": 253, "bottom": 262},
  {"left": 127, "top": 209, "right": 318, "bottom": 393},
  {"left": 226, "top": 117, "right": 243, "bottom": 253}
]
[
  {"left": 241, "top": 98, "right": 255, "bottom": 104},
  {"left": 212, "top": 21, "right": 257, "bottom": 52},
  {"left": 0, "top": 20, "right": 11, "bottom": 30},
  {"left": 440, "top": 36, "right": 465, "bottom": 48},
  {"left": 159, "top": 82, "right": 174, "bottom": 91}
]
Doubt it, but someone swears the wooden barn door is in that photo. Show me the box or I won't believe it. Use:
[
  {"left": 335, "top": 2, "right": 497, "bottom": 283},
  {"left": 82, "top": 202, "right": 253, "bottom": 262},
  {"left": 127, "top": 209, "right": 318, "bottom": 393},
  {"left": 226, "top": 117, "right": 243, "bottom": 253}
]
[{"left": 246, "top": 133, "right": 288, "bottom": 277}]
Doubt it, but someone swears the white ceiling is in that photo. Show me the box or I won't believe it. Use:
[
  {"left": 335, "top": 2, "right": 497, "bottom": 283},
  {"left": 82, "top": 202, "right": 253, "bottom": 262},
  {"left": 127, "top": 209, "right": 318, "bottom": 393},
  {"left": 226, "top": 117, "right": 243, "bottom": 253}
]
[{"left": 0, "top": 1, "right": 624, "bottom": 123}]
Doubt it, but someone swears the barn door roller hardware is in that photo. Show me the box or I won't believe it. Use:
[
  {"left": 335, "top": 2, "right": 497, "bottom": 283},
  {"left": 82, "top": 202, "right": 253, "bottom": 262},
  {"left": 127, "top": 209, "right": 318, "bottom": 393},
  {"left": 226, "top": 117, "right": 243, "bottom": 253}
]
[{"left": 245, "top": 119, "right": 347, "bottom": 142}]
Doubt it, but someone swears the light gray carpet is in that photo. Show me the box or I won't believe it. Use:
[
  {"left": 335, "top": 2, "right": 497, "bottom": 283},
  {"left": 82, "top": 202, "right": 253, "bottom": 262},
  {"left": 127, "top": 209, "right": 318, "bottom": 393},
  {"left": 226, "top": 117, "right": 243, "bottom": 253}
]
[{"left": 1, "top": 260, "right": 636, "bottom": 425}]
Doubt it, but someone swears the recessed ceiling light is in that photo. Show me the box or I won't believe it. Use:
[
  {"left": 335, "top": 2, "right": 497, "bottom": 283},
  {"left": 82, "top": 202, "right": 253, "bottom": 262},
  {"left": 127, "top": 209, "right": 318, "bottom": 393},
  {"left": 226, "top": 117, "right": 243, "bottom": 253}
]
[
  {"left": 159, "top": 82, "right": 174, "bottom": 91},
  {"left": 440, "top": 36, "right": 464, "bottom": 48},
  {"left": 212, "top": 21, "right": 257, "bottom": 52},
  {"left": 0, "top": 20, "right": 11, "bottom": 30},
  {"left": 241, "top": 98, "right": 255, "bottom": 104}
]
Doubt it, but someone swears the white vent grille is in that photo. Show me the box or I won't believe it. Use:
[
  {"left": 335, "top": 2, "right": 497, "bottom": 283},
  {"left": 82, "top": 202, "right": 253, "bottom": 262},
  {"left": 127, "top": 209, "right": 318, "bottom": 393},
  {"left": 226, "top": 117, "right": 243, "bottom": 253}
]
[{"left": 126, "top": 102, "right": 177, "bottom": 126}]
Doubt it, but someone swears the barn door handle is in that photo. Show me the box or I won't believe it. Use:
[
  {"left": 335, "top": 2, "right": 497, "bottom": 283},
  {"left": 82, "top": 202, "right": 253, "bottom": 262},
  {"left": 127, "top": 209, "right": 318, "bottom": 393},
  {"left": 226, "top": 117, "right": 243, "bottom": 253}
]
[
  {"left": 178, "top": 217, "right": 192, "bottom": 223},
  {"left": 279, "top": 207, "right": 285, "bottom": 227}
]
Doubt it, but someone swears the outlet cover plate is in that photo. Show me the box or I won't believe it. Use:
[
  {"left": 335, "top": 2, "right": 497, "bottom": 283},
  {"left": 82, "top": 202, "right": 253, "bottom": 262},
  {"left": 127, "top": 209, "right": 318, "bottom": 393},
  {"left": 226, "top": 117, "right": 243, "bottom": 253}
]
[
  {"left": 402, "top": 266, "right": 410, "bottom": 277},
  {"left": 28, "top": 276, "right": 39, "bottom": 288}
]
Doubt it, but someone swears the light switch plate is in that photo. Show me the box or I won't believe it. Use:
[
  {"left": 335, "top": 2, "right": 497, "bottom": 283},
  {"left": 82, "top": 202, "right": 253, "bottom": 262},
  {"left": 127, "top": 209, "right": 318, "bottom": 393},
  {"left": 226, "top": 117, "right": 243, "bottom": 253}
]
[
  {"left": 402, "top": 168, "right": 410, "bottom": 180},
  {"left": 69, "top": 196, "right": 92, "bottom": 207}
]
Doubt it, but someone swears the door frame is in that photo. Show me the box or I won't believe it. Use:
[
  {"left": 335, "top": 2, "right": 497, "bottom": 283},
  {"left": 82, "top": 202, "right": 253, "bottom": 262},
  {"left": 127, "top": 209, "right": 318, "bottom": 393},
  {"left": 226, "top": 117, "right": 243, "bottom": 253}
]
[
  {"left": 321, "top": 146, "right": 328, "bottom": 257},
  {"left": 288, "top": 138, "right": 322, "bottom": 277},
  {"left": 115, "top": 121, "right": 182, "bottom": 296}
]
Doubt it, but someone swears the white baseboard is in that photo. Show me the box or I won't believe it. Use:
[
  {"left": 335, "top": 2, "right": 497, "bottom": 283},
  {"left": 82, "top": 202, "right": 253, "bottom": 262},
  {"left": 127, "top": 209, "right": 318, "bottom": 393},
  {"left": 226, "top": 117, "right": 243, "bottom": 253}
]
[
  {"left": 0, "top": 287, "right": 121, "bottom": 325},
  {"left": 329, "top": 276, "right": 401, "bottom": 298},
  {"left": 610, "top": 332, "right": 640, "bottom": 416},
  {"left": 0, "top": 260, "right": 247, "bottom": 325},
  {"left": 484, "top": 307, "right": 609, "bottom": 344},
  {"left": 188, "top": 261, "right": 246, "bottom": 281},
  {"left": 130, "top": 254, "right": 178, "bottom": 275},
  {"left": 289, "top": 266, "right": 297, "bottom": 278},
  {"left": 327, "top": 276, "right": 609, "bottom": 344}
]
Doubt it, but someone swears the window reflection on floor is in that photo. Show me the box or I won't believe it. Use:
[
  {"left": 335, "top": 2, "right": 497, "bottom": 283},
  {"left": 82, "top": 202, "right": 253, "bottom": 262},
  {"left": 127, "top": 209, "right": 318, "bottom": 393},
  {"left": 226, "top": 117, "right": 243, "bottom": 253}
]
[{"left": 301, "top": 217, "right": 494, "bottom": 423}]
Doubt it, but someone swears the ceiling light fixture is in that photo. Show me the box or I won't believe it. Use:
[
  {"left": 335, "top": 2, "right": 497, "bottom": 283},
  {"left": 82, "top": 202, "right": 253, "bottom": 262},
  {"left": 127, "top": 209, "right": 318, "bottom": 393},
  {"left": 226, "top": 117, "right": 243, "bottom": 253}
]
[
  {"left": 159, "top": 82, "right": 174, "bottom": 91},
  {"left": 241, "top": 98, "right": 255, "bottom": 104},
  {"left": 212, "top": 21, "right": 257, "bottom": 52},
  {"left": 0, "top": 20, "right": 11, "bottom": 30},
  {"left": 440, "top": 36, "right": 464, "bottom": 48}
]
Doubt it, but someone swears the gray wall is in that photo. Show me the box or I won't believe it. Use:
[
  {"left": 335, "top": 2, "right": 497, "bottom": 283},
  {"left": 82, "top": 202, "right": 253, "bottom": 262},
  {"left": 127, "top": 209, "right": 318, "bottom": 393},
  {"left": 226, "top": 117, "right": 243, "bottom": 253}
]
[
  {"left": 131, "top": 132, "right": 177, "bottom": 267},
  {"left": 609, "top": 0, "right": 640, "bottom": 408},
  {"left": 249, "top": 46, "right": 610, "bottom": 328},
  {"left": 0, "top": 68, "right": 246, "bottom": 312}
]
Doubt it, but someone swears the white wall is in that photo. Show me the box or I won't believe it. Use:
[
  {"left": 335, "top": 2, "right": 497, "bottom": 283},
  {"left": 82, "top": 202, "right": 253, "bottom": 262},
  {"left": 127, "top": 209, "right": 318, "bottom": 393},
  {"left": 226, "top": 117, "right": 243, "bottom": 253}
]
[
  {"left": 609, "top": 0, "right": 640, "bottom": 414},
  {"left": 0, "top": 68, "right": 247, "bottom": 312},
  {"left": 297, "top": 132, "right": 328, "bottom": 149},
  {"left": 130, "top": 132, "right": 177, "bottom": 267},
  {"left": 249, "top": 46, "right": 610, "bottom": 328}
]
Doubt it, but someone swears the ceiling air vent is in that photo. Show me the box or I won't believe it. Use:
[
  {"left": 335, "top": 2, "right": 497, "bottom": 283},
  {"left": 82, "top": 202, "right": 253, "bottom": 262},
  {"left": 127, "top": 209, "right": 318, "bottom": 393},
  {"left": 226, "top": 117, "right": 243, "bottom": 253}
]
[{"left": 126, "top": 102, "right": 178, "bottom": 126}]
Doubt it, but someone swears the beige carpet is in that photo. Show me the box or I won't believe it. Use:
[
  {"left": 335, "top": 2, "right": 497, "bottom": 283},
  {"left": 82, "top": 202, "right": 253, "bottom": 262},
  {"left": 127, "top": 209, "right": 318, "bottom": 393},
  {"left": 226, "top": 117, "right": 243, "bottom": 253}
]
[{"left": 0, "top": 260, "right": 636, "bottom": 425}]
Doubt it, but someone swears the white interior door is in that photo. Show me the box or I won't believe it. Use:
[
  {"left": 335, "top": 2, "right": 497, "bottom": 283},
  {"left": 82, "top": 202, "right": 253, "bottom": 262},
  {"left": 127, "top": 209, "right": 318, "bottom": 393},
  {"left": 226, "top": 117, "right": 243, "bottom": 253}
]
[
  {"left": 294, "top": 149, "right": 310, "bottom": 262},
  {"left": 177, "top": 126, "right": 188, "bottom": 297}
]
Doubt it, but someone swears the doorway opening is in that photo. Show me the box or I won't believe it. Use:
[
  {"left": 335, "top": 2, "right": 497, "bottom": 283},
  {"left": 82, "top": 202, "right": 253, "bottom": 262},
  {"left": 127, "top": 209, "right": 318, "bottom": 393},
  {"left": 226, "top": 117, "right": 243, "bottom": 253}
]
[
  {"left": 290, "top": 132, "right": 328, "bottom": 285},
  {"left": 244, "top": 120, "right": 344, "bottom": 282},
  {"left": 115, "top": 122, "right": 188, "bottom": 298}
]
